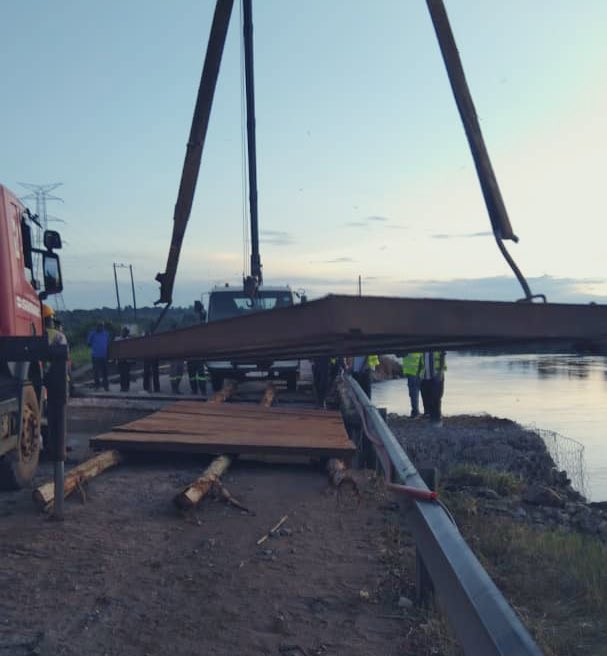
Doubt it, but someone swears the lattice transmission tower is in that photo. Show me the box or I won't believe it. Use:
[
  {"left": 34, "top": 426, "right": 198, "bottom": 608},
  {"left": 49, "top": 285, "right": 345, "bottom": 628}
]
[{"left": 19, "top": 182, "right": 67, "bottom": 310}]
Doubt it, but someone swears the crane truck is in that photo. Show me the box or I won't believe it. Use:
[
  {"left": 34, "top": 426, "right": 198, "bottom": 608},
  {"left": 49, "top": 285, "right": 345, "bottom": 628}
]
[
  {"left": 0, "top": 183, "right": 64, "bottom": 489},
  {"left": 152, "top": 0, "right": 302, "bottom": 390}
]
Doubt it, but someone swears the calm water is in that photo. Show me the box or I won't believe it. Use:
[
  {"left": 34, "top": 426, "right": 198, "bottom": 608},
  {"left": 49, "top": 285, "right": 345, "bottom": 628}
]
[{"left": 372, "top": 353, "right": 607, "bottom": 501}]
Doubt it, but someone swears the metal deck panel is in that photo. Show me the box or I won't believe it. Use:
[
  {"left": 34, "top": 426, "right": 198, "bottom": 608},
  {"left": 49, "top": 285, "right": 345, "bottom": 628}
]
[{"left": 110, "top": 295, "right": 607, "bottom": 362}]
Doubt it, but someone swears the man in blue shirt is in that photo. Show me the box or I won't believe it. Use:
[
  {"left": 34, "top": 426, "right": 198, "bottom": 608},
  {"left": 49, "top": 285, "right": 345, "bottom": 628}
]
[{"left": 87, "top": 322, "right": 110, "bottom": 391}]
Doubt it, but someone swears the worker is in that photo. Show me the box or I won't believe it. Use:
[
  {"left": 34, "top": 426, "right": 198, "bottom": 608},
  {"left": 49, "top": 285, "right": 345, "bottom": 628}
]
[
  {"left": 347, "top": 354, "right": 380, "bottom": 399},
  {"left": 170, "top": 360, "right": 185, "bottom": 394},
  {"left": 87, "top": 322, "right": 110, "bottom": 391},
  {"left": 114, "top": 326, "right": 132, "bottom": 392},
  {"left": 402, "top": 352, "right": 423, "bottom": 418},
  {"left": 52, "top": 317, "right": 73, "bottom": 396},
  {"left": 187, "top": 359, "right": 205, "bottom": 395},
  {"left": 142, "top": 327, "right": 161, "bottom": 393},
  {"left": 420, "top": 351, "right": 447, "bottom": 426},
  {"left": 43, "top": 304, "right": 67, "bottom": 347},
  {"left": 41, "top": 305, "right": 70, "bottom": 459},
  {"left": 43, "top": 304, "right": 70, "bottom": 391},
  {"left": 312, "top": 356, "right": 330, "bottom": 408}
]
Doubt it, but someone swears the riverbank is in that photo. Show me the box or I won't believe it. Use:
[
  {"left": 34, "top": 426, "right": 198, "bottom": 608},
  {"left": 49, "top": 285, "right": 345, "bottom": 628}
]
[{"left": 389, "top": 412, "right": 607, "bottom": 655}]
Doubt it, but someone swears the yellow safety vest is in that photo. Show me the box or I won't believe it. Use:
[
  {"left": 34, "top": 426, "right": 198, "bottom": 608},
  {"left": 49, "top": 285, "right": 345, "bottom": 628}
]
[
  {"left": 402, "top": 353, "right": 422, "bottom": 377},
  {"left": 420, "top": 352, "right": 446, "bottom": 378}
]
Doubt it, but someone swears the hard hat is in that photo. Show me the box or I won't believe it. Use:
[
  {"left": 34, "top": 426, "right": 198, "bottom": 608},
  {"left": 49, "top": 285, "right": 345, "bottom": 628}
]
[{"left": 42, "top": 304, "right": 54, "bottom": 319}]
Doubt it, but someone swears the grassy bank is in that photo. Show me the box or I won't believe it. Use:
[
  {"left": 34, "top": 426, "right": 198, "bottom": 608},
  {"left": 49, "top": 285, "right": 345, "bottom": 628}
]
[{"left": 444, "top": 480, "right": 607, "bottom": 655}]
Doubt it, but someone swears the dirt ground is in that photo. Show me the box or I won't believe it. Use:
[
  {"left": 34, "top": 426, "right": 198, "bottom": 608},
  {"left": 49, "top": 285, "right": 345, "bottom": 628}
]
[{"left": 0, "top": 413, "right": 432, "bottom": 656}]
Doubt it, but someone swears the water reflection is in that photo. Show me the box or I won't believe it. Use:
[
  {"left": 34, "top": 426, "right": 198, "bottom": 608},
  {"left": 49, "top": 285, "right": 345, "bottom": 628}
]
[
  {"left": 502, "top": 355, "right": 604, "bottom": 380},
  {"left": 373, "top": 352, "right": 607, "bottom": 501}
]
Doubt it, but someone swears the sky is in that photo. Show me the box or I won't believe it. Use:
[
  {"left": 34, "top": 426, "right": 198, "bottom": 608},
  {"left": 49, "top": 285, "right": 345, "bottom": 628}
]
[{"left": 2, "top": 1, "right": 606, "bottom": 309}]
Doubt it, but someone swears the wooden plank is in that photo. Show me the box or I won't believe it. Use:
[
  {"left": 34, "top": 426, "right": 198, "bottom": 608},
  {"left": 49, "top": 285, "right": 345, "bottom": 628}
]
[
  {"left": 105, "top": 419, "right": 350, "bottom": 443},
  {"left": 91, "top": 396, "right": 354, "bottom": 460},
  {"left": 161, "top": 400, "right": 339, "bottom": 419},
  {"left": 90, "top": 430, "right": 354, "bottom": 458},
  {"left": 115, "top": 412, "right": 344, "bottom": 435}
]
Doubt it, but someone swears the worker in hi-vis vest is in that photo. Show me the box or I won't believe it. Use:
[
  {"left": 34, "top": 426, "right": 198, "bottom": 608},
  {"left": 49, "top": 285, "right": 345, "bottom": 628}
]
[
  {"left": 420, "top": 351, "right": 447, "bottom": 426},
  {"left": 401, "top": 352, "right": 423, "bottom": 418},
  {"left": 347, "top": 354, "right": 380, "bottom": 399}
]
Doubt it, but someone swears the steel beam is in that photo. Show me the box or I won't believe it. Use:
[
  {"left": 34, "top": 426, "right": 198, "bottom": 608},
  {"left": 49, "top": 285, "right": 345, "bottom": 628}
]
[{"left": 110, "top": 295, "right": 607, "bottom": 361}]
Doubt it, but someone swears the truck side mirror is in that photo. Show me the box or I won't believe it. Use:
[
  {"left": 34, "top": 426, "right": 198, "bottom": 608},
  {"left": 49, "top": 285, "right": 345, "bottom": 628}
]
[
  {"left": 42, "top": 252, "right": 63, "bottom": 296},
  {"left": 44, "top": 230, "right": 62, "bottom": 251}
]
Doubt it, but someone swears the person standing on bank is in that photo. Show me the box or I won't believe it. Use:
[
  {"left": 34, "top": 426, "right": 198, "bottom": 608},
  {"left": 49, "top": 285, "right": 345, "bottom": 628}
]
[
  {"left": 402, "top": 352, "right": 423, "bottom": 418},
  {"left": 87, "top": 322, "right": 110, "bottom": 391},
  {"left": 347, "top": 354, "right": 380, "bottom": 399},
  {"left": 420, "top": 351, "right": 446, "bottom": 426}
]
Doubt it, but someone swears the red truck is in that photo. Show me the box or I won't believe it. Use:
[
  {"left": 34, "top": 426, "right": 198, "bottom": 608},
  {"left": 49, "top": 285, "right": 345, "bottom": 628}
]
[{"left": 0, "top": 183, "right": 64, "bottom": 489}]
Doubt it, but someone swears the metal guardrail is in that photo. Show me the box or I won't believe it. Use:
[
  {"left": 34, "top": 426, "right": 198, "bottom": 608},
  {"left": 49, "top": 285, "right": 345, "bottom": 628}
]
[{"left": 342, "top": 374, "right": 543, "bottom": 656}]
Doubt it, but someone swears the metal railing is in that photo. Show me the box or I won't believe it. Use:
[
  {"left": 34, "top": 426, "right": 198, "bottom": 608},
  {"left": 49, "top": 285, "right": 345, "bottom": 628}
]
[{"left": 342, "top": 374, "right": 543, "bottom": 656}]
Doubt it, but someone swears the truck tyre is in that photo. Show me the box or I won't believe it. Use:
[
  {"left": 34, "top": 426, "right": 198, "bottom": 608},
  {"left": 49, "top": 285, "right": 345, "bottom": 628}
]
[
  {"left": 210, "top": 373, "right": 224, "bottom": 393},
  {"left": 0, "top": 385, "right": 41, "bottom": 490},
  {"left": 286, "top": 371, "right": 297, "bottom": 392}
]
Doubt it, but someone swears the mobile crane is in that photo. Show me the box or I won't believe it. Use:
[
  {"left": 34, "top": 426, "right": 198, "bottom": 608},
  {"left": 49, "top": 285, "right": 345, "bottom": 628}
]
[{"left": 154, "top": 0, "right": 301, "bottom": 390}]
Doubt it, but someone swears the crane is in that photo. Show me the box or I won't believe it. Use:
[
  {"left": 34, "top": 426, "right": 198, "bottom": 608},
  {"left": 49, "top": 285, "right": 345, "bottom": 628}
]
[
  {"left": 154, "top": 0, "right": 262, "bottom": 327},
  {"left": 153, "top": 0, "right": 541, "bottom": 332}
]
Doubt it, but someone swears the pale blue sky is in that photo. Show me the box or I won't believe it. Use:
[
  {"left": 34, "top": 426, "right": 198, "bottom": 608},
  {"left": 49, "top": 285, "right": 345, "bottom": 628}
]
[{"left": 2, "top": 1, "right": 606, "bottom": 308}]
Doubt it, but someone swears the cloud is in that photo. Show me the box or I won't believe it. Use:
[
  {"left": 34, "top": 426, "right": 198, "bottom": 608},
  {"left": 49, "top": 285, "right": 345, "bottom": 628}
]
[
  {"left": 395, "top": 275, "right": 607, "bottom": 304},
  {"left": 260, "top": 230, "right": 294, "bottom": 246},
  {"left": 344, "top": 215, "right": 394, "bottom": 228},
  {"left": 311, "top": 256, "right": 355, "bottom": 264},
  {"left": 59, "top": 272, "right": 607, "bottom": 310},
  {"left": 432, "top": 231, "right": 493, "bottom": 240}
]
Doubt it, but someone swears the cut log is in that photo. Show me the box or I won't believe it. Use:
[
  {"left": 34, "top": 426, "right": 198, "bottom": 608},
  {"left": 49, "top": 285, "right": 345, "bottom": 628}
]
[
  {"left": 209, "top": 381, "right": 236, "bottom": 404},
  {"left": 260, "top": 383, "right": 275, "bottom": 408},
  {"left": 326, "top": 458, "right": 359, "bottom": 496},
  {"left": 174, "top": 454, "right": 232, "bottom": 510},
  {"left": 32, "top": 450, "right": 123, "bottom": 510}
]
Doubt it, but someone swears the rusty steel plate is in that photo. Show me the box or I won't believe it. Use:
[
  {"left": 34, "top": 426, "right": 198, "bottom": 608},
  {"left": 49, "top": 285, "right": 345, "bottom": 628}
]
[
  {"left": 110, "top": 294, "right": 607, "bottom": 362},
  {"left": 90, "top": 401, "right": 355, "bottom": 460}
]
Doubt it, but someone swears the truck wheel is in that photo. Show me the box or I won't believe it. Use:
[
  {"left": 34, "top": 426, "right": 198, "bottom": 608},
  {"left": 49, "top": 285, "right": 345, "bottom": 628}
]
[
  {"left": 0, "top": 385, "right": 41, "bottom": 490},
  {"left": 286, "top": 371, "right": 297, "bottom": 392},
  {"left": 210, "top": 373, "right": 224, "bottom": 393}
]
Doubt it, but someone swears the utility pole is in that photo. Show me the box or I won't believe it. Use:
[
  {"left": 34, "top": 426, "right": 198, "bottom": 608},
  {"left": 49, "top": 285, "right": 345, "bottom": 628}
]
[
  {"left": 113, "top": 263, "right": 122, "bottom": 319},
  {"left": 358, "top": 275, "right": 362, "bottom": 296},
  {"left": 129, "top": 265, "right": 137, "bottom": 321},
  {"left": 113, "top": 263, "right": 137, "bottom": 321}
]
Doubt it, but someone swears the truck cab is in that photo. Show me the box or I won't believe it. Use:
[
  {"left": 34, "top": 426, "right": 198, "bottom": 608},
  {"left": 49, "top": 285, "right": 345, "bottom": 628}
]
[
  {"left": 205, "top": 284, "right": 300, "bottom": 392},
  {"left": 0, "top": 184, "right": 63, "bottom": 489}
]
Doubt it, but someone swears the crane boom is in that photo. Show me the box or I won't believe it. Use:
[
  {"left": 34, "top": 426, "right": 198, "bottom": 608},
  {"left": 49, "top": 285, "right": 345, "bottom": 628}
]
[
  {"left": 155, "top": 0, "right": 234, "bottom": 306},
  {"left": 242, "top": 0, "right": 263, "bottom": 296}
]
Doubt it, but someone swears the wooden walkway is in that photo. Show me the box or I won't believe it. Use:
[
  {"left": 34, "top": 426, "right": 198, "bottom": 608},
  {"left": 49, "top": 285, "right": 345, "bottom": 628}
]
[{"left": 89, "top": 401, "right": 355, "bottom": 460}]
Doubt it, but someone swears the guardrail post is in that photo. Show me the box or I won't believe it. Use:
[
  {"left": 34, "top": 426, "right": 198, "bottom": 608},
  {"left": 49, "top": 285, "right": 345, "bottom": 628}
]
[{"left": 416, "top": 467, "right": 438, "bottom": 606}]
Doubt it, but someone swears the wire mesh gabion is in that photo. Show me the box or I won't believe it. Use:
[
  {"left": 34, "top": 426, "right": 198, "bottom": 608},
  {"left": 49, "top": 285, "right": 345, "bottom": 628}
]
[{"left": 531, "top": 426, "right": 588, "bottom": 499}]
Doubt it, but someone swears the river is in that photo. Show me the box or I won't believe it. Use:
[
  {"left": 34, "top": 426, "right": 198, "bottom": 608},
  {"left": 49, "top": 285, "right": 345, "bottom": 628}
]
[{"left": 372, "top": 353, "right": 607, "bottom": 501}]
